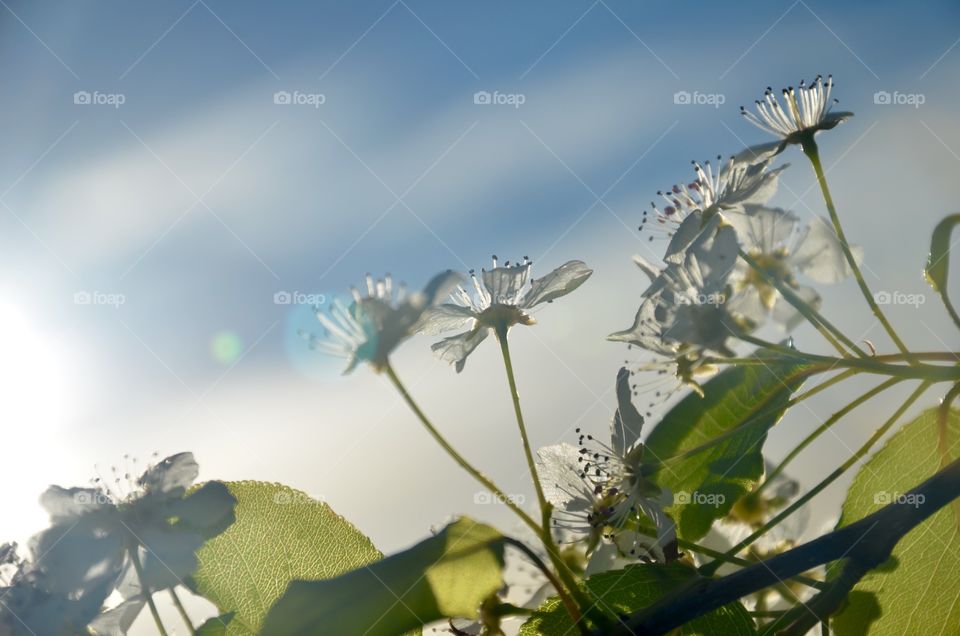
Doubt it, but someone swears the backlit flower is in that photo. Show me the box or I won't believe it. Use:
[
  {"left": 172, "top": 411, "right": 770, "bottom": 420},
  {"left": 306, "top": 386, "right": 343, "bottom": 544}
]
[
  {"left": 12, "top": 453, "right": 235, "bottom": 635},
  {"left": 641, "top": 156, "right": 786, "bottom": 263},
  {"left": 611, "top": 217, "right": 743, "bottom": 369},
  {"left": 739, "top": 75, "right": 853, "bottom": 161},
  {"left": 304, "top": 271, "right": 460, "bottom": 373},
  {"left": 725, "top": 205, "right": 863, "bottom": 330},
  {"left": 421, "top": 257, "right": 592, "bottom": 372},
  {"left": 538, "top": 368, "right": 677, "bottom": 562}
]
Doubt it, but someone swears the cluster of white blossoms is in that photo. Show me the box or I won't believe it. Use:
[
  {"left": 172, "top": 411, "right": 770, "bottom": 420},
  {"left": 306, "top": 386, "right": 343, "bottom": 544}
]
[
  {"left": 613, "top": 76, "right": 859, "bottom": 387},
  {"left": 303, "top": 75, "right": 857, "bottom": 572}
]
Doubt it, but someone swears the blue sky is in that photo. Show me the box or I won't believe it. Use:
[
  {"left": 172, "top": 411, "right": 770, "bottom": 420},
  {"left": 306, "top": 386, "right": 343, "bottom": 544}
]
[{"left": 1, "top": 0, "right": 960, "bottom": 629}]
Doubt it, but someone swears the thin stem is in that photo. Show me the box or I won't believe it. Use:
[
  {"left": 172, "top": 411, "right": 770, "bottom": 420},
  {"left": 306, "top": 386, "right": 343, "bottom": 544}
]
[
  {"left": 802, "top": 139, "right": 912, "bottom": 360},
  {"left": 169, "top": 588, "right": 197, "bottom": 636},
  {"left": 384, "top": 363, "right": 540, "bottom": 535},
  {"left": 756, "top": 376, "right": 903, "bottom": 497},
  {"left": 702, "top": 380, "right": 930, "bottom": 575},
  {"left": 129, "top": 546, "right": 168, "bottom": 636},
  {"left": 494, "top": 326, "right": 549, "bottom": 524},
  {"left": 786, "top": 368, "right": 859, "bottom": 406},
  {"left": 738, "top": 249, "right": 863, "bottom": 357}
]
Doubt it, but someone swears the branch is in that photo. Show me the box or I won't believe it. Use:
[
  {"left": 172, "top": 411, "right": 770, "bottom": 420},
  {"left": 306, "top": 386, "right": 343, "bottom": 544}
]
[{"left": 599, "top": 455, "right": 960, "bottom": 635}]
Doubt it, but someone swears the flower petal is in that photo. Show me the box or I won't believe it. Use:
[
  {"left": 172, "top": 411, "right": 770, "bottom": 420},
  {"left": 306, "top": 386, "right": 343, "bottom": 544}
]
[
  {"left": 39, "top": 486, "right": 111, "bottom": 522},
  {"left": 790, "top": 216, "right": 862, "bottom": 284},
  {"left": 416, "top": 303, "right": 476, "bottom": 336},
  {"left": 139, "top": 452, "right": 199, "bottom": 496},
  {"left": 733, "top": 140, "right": 787, "bottom": 164},
  {"left": 431, "top": 328, "right": 489, "bottom": 373},
  {"left": 522, "top": 260, "right": 593, "bottom": 308},
  {"left": 772, "top": 285, "right": 822, "bottom": 331},
  {"left": 610, "top": 368, "right": 644, "bottom": 457},
  {"left": 536, "top": 444, "right": 593, "bottom": 511},
  {"left": 725, "top": 205, "right": 800, "bottom": 254},
  {"left": 481, "top": 264, "right": 530, "bottom": 305},
  {"left": 87, "top": 595, "right": 146, "bottom": 636}
]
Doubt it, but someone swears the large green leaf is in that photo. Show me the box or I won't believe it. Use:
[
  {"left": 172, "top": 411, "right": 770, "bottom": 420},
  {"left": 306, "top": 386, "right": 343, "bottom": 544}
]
[
  {"left": 262, "top": 517, "right": 506, "bottom": 636},
  {"left": 833, "top": 408, "right": 960, "bottom": 635},
  {"left": 519, "top": 563, "right": 755, "bottom": 635},
  {"left": 191, "top": 481, "right": 381, "bottom": 635},
  {"left": 645, "top": 357, "right": 809, "bottom": 540}
]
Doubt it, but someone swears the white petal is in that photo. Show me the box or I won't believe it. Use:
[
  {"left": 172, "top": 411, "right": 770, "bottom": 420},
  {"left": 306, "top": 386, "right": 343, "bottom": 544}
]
[
  {"left": 773, "top": 285, "right": 822, "bottom": 331},
  {"left": 733, "top": 141, "right": 786, "bottom": 164},
  {"left": 481, "top": 264, "right": 529, "bottom": 305},
  {"left": 416, "top": 304, "right": 477, "bottom": 335},
  {"left": 431, "top": 328, "right": 489, "bottom": 373},
  {"left": 536, "top": 443, "right": 593, "bottom": 511},
  {"left": 522, "top": 260, "right": 593, "bottom": 308},
  {"left": 790, "top": 216, "right": 861, "bottom": 284},
  {"left": 610, "top": 367, "right": 644, "bottom": 457},
  {"left": 663, "top": 213, "right": 704, "bottom": 264},
  {"left": 139, "top": 452, "right": 198, "bottom": 495},
  {"left": 725, "top": 205, "right": 799, "bottom": 253}
]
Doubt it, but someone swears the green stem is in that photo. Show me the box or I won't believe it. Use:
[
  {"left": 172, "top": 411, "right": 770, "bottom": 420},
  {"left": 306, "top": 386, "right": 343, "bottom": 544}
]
[
  {"left": 128, "top": 546, "right": 168, "bottom": 636},
  {"left": 786, "top": 368, "right": 860, "bottom": 406},
  {"left": 701, "top": 380, "right": 931, "bottom": 576},
  {"left": 802, "top": 139, "right": 913, "bottom": 361},
  {"left": 169, "top": 588, "right": 197, "bottom": 636},
  {"left": 756, "top": 377, "right": 903, "bottom": 497},
  {"left": 736, "top": 333, "right": 960, "bottom": 382},
  {"left": 384, "top": 362, "right": 540, "bottom": 535},
  {"left": 738, "top": 249, "right": 864, "bottom": 357},
  {"left": 494, "top": 326, "right": 550, "bottom": 526}
]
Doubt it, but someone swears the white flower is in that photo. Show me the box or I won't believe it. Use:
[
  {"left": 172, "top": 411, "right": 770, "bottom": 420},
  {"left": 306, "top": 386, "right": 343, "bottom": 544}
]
[
  {"left": 724, "top": 205, "right": 863, "bottom": 330},
  {"left": 421, "top": 257, "right": 592, "bottom": 372},
  {"left": 15, "top": 453, "right": 235, "bottom": 635},
  {"left": 612, "top": 217, "right": 742, "bottom": 365},
  {"left": 642, "top": 156, "right": 786, "bottom": 263},
  {"left": 304, "top": 271, "right": 460, "bottom": 373},
  {"left": 538, "top": 369, "right": 677, "bottom": 562},
  {"left": 739, "top": 75, "right": 853, "bottom": 161}
]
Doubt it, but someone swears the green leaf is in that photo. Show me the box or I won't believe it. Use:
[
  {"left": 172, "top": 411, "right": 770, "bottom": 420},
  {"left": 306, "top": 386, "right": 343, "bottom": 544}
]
[
  {"left": 191, "top": 481, "right": 381, "bottom": 635},
  {"left": 262, "top": 517, "right": 506, "bottom": 636},
  {"left": 645, "top": 357, "right": 809, "bottom": 540},
  {"left": 519, "top": 563, "right": 755, "bottom": 635},
  {"left": 925, "top": 213, "right": 960, "bottom": 327},
  {"left": 195, "top": 613, "right": 234, "bottom": 635},
  {"left": 832, "top": 407, "right": 960, "bottom": 635}
]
